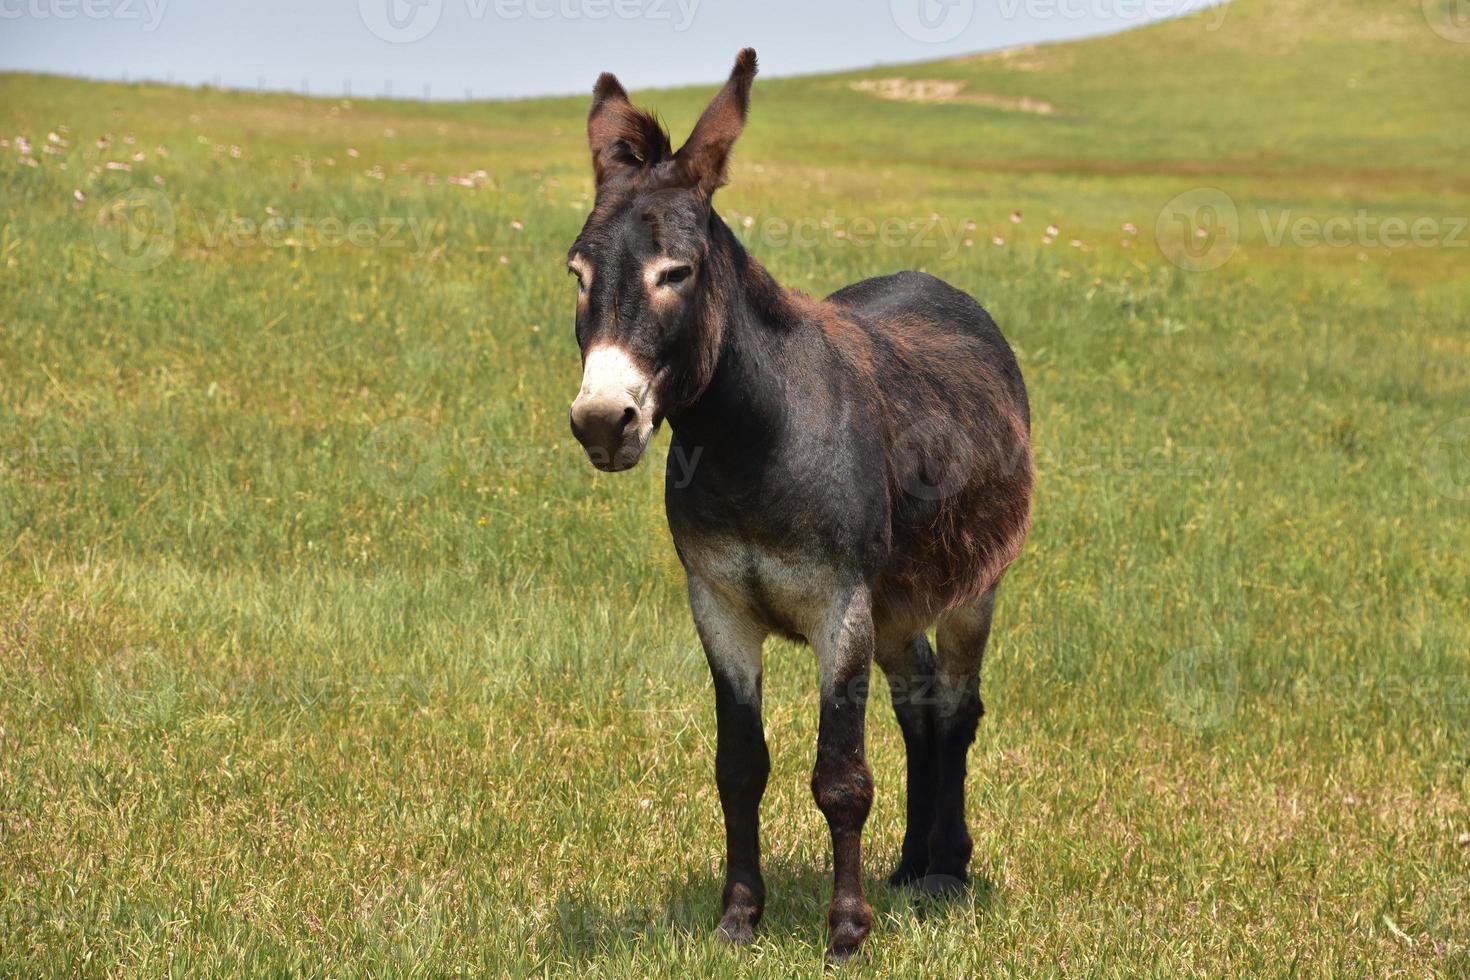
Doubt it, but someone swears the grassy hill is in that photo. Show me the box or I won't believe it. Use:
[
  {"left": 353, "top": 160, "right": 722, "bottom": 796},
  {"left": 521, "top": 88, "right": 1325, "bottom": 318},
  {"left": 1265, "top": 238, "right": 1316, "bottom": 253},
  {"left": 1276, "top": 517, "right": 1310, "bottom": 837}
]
[{"left": 1, "top": 0, "right": 1467, "bottom": 974}]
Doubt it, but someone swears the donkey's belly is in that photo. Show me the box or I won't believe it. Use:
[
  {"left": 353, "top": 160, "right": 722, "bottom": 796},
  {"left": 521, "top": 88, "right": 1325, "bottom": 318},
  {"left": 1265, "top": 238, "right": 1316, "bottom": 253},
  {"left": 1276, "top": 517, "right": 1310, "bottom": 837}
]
[{"left": 675, "top": 534, "right": 846, "bottom": 642}]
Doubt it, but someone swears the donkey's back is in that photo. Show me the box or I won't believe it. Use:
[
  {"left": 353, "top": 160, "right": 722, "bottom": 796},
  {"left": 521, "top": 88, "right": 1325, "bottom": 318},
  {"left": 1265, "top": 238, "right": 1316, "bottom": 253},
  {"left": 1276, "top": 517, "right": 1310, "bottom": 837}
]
[{"left": 829, "top": 269, "right": 1030, "bottom": 427}]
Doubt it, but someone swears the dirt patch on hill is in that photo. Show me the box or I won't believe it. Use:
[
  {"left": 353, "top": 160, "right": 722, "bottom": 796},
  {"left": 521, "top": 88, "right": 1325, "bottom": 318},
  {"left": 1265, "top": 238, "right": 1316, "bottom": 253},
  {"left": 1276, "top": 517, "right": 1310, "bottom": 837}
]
[
  {"left": 961, "top": 44, "right": 1054, "bottom": 72},
  {"left": 849, "top": 78, "right": 1055, "bottom": 115}
]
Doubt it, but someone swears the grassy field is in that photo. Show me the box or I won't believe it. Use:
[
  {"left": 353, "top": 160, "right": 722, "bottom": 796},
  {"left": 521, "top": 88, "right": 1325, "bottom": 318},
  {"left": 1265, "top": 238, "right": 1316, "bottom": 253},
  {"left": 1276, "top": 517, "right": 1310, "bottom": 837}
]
[{"left": 2, "top": 0, "right": 1468, "bottom": 974}]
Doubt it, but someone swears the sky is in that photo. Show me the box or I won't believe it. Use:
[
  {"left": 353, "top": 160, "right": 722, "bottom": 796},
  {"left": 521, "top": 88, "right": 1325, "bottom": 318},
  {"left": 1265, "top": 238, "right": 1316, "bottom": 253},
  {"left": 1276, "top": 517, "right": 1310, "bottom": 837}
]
[{"left": 0, "top": 0, "right": 1229, "bottom": 100}]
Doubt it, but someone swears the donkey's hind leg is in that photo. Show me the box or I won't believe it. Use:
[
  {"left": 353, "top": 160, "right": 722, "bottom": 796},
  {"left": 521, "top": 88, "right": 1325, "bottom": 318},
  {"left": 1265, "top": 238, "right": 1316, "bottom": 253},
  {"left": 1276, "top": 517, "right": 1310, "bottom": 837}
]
[
  {"left": 928, "top": 585, "right": 998, "bottom": 890},
  {"left": 875, "top": 630, "right": 938, "bottom": 888}
]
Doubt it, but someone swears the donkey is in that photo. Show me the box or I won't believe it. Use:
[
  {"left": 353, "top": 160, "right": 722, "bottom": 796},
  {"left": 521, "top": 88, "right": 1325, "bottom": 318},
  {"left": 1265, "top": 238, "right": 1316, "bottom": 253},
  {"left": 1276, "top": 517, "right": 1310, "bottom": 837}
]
[{"left": 565, "top": 49, "right": 1033, "bottom": 961}]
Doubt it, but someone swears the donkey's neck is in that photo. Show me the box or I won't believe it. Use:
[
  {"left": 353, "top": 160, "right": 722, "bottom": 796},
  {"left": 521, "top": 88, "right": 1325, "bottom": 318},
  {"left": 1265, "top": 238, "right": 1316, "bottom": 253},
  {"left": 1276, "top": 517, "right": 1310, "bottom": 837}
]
[{"left": 665, "top": 217, "right": 804, "bottom": 472}]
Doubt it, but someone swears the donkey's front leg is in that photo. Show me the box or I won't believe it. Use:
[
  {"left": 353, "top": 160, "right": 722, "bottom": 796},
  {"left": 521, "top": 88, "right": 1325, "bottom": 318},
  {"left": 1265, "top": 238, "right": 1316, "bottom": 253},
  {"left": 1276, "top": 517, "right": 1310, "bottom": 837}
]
[
  {"left": 688, "top": 577, "right": 770, "bottom": 946},
  {"left": 811, "top": 586, "right": 876, "bottom": 962}
]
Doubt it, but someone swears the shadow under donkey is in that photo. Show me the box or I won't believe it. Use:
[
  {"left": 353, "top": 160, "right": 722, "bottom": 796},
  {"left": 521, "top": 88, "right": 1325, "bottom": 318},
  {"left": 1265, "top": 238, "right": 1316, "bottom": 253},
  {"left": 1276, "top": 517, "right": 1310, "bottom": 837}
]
[{"left": 551, "top": 861, "right": 1002, "bottom": 963}]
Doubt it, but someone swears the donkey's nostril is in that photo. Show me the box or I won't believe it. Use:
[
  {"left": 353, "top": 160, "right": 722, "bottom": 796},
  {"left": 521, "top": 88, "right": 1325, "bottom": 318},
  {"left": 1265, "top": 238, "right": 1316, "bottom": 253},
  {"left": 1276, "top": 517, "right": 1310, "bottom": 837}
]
[{"left": 619, "top": 406, "right": 637, "bottom": 433}]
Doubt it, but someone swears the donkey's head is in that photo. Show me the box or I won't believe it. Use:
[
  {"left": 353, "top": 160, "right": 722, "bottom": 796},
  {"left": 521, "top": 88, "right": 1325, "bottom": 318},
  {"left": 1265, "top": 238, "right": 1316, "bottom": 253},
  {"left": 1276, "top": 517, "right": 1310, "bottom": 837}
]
[{"left": 567, "top": 48, "right": 757, "bottom": 472}]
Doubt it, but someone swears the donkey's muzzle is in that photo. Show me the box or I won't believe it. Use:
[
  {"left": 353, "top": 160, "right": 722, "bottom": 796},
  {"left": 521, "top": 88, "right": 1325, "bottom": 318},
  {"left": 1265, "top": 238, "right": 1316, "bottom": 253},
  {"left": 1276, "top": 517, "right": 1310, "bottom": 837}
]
[{"left": 570, "top": 393, "right": 645, "bottom": 472}]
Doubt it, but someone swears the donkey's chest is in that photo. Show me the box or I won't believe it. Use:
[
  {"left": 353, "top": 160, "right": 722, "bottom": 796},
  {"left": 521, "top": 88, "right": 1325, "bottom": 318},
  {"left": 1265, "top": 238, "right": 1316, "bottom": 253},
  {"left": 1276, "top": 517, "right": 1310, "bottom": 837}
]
[{"left": 673, "top": 534, "right": 841, "bottom": 641}]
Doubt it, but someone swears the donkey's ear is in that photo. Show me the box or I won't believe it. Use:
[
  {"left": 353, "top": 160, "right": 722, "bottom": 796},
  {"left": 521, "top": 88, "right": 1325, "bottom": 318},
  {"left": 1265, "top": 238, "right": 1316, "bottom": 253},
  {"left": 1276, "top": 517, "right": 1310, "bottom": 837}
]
[
  {"left": 675, "top": 48, "right": 758, "bottom": 198},
  {"left": 588, "top": 71, "right": 673, "bottom": 187}
]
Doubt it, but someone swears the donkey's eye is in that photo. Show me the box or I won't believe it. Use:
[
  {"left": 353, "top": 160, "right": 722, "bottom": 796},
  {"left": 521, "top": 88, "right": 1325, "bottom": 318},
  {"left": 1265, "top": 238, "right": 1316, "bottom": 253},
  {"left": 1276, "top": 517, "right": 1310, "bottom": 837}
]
[{"left": 658, "top": 265, "right": 694, "bottom": 288}]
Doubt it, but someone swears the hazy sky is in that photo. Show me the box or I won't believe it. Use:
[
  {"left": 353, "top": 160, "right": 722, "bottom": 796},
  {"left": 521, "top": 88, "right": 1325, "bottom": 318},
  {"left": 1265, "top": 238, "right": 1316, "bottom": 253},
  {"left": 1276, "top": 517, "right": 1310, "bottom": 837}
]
[{"left": 0, "top": 0, "right": 1228, "bottom": 100}]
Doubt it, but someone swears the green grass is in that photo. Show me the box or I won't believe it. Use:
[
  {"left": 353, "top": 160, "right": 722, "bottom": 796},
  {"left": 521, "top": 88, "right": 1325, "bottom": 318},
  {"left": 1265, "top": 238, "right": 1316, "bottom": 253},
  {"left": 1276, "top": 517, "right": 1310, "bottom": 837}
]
[{"left": 2, "top": 0, "right": 1468, "bottom": 974}]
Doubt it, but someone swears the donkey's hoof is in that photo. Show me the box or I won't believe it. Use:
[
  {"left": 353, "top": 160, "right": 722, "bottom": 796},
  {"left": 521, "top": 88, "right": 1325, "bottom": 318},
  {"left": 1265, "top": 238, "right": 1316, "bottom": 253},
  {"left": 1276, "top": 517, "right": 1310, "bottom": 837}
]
[
  {"left": 887, "top": 862, "right": 927, "bottom": 889},
  {"left": 914, "top": 872, "right": 969, "bottom": 899},
  {"left": 825, "top": 900, "right": 872, "bottom": 965},
  {"left": 824, "top": 934, "right": 870, "bottom": 967},
  {"left": 715, "top": 911, "right": 757, "bottom": 946}
]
